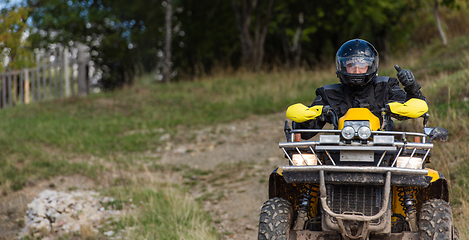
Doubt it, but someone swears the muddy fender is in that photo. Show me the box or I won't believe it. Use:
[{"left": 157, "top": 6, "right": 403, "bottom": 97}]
[
  {"left": 418, "top": 169, "right": 449, "bottom": 203},
  {"left": 268, "top": 168, "right": 287, "bottom": 199}
]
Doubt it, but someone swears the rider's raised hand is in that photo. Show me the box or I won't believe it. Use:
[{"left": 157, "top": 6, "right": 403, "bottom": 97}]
[{"left": 394, "top": 65, "right": 415, "bottom": 87}]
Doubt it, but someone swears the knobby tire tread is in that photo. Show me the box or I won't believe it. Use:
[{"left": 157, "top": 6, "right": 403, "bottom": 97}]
[
  {"left": 258, "top": 197, "right": 293, "bottom": 240},
  {"left": 419, "top": 199, "right": 454, "bottom": 240}
]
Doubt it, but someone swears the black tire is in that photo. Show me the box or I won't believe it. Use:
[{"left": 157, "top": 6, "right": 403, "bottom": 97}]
[
  {"left": 258, "top": 197, "right": 293, "bottom": 240},
  {"left": 419, "top": 199, "right": 454, "bottom": 240}
]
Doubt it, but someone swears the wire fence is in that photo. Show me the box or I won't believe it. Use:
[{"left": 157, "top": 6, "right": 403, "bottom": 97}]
[{"left": 0, "top": 44, "right": 91, "bottom": 109}]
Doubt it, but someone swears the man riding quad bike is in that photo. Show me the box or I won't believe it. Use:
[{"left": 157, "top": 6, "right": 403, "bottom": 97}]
[{"left": 257, "top": 39, "right": 458, "bottom": 240}]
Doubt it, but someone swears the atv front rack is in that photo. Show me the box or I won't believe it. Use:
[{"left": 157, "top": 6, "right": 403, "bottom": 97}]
[{"left": 280, "top": 129, "right": 433, "bottom": 168}]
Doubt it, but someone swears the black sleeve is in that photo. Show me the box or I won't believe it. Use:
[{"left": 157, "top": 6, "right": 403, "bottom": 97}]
[
  {"left": 387, "top": 77, "right": 427, "bottom": 123},
  {"left": 404, "top": 82, "right": 426, "bottom": 101},
  {"left": 292, "top": 88, "right": 328, "bottom": 140},
  {"left": 388, "top": 77, "right": 426, "bottom": 103}
]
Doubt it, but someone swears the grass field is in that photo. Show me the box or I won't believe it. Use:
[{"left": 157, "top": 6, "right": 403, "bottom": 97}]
[{"left": 2, "top": 35, "right": 469, "bottom": 239}]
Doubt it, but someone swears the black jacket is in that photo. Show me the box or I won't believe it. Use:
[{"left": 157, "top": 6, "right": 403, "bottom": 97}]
[{"left": 294, "top": 76, "right": 426, "bottom": 139}]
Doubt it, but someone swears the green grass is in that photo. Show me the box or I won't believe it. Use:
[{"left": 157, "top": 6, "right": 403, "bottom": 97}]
[
  {"left": 100, "top": 185, "right": 219, "bottom": 240},
  {"left": 408, "top": 36, "right": 469, "bottom": 237},
  {"left": 0, "top": 68, "right": 336, "bottom": 192},
  {"left": 2, "top": 34, "right": 469, "bottom": 238},
  {"left": 0, "top": 70, "right": 335, "bottom": 157},
  {"left": 416, "top": 35, "right": 469, "bottom": 77}
]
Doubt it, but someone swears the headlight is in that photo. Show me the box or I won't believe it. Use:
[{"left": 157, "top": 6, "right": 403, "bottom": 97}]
[
  {"left": 341, "top": 126, "right": 355, "bottom": 140},
  {"left": 292, "top": 154, "right": 317, "bottom": 166},
  {"left": 396, "top": 157, "right": 424, "bottom": 169},
  {"left": 357, "top": 126, "right": 372, "bottom": 140}
]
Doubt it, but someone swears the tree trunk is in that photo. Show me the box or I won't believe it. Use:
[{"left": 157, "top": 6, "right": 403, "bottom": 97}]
[
  {"left": 434, "top": 0, "right": 447, "bottom": 46},
  {"left": 278, "top": 12, "right": 303, "bottom": 69},
  {"left": 292, "top": 12, "right": 304, "bottom": 68},
  {"left": 163, "top": 0, "right": 173, "bottom": 83},
  {"left": 230, "top": 0, "right": 274, "bottom": 71}
]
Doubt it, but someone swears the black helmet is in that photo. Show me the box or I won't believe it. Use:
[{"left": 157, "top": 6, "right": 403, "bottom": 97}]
[{"left": 335, "top": 39, "right": 379, "bottom": 88}]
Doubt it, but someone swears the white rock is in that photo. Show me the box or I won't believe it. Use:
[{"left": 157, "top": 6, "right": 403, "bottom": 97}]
[
  {"left": 21, "top": 189, "right": 122, "bottom": 239},
  {"left": 36, "top": 219, "right": 51, "bottom": 231},
  {"left": 159, "top": 133, "right": 171, "bottom": 141},
  {"left": 33, "top": 217, "right": 43, "bottom": 223},
  {"left": 69, "top": 222, "right": 81, "bottom": 232},
  {"left": 174, "top": 146, "right": 188, "bottom": 153}
]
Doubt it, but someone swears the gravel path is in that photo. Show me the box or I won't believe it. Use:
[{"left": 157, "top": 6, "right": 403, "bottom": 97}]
[
  {"left": 0, "top": 112, "right": 290, "bottom": 240},
  {"left": 161, "top": 112, "right": 288, "bottom": 240}
]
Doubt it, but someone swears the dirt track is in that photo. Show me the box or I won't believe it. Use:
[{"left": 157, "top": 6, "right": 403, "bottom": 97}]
[
  {"left": 160, "top": 112, "right": 287, "bottom": 239},
  {"left": 0, "top": 112, "right": 289, "bottom": 240}
]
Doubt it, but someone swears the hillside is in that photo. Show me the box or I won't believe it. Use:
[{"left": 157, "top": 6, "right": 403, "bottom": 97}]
[{"left": 1, "top": 35, "right": 469, "bottom": 240}]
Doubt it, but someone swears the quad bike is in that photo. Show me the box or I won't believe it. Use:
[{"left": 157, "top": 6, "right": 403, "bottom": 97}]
[{"left": 258, "top": 98, "right": 458, "bottom": 240}]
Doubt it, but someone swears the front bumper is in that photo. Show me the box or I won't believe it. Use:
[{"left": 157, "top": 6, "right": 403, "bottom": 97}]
[{"left": 280, "top": 166, "right": 432, "bottom": 187}]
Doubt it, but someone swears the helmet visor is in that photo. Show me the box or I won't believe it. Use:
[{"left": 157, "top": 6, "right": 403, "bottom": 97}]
[{"left": 336, "top": 56, "right": 377, "bottom": 74}]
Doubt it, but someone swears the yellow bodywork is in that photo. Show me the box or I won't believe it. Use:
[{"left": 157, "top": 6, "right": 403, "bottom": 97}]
[
  {"left": 276, "top": 167, "right": 284, "bottom": 176},
  {"left": 426, "top": 168, "right": 441, "bottom": 182},
  {"left": 388, "top": 98, "right": 428, "bottom": 118},
  {"left": 286, "top": 98, "right": 427, "bottom": 124},
  {"left": 286, "top": 104, "right": 323, "bottom": 123},
  {"left": 338, "top": 108, "right": 381, "bottom": 131},
  {"left": 391, "top": 186, "right": 406, "bottom": 219},
  {"left": 276, "top": 167, "right": 443, "bottom": 220},
  {"left": 391, "top": 168, "right": 441, "bottom": 222}
]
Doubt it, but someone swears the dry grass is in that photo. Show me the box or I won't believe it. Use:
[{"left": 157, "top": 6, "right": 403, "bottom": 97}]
[
  {"left": 423, "top": 104, "right": 469, "bottom": 238},
  {"left": 100, "top": 171, "right": 219, "bottom": 240},
  {"left": 2, "top": 32, "right": 469, "bottom": 239}
]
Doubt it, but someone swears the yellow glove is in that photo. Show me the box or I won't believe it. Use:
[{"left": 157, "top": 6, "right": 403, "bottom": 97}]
[
  {"left": 286, "top": 103, "right": 323, "bottom": 123},
  {"left": 388, "top": 98, "right": 428, "bottom": 118}
]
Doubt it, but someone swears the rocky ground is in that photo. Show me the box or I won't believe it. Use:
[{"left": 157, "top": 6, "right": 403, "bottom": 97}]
[
  {"left": 0, "top": 176, "right": 97, "bottom": 240},
  {"left": 0, "top": 112, "right": 290, "bottom": 240},
  {"left": 154, "top": 112, "right": 288, "bottom": 240}
]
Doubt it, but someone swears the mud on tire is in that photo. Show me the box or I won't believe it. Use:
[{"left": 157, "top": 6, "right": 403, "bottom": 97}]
[
  {"left": 258, "top": 197, "right": 293, "bottom": 240},
  {"left": 419, "top": 199, "right": 455, "bottom": 240}
]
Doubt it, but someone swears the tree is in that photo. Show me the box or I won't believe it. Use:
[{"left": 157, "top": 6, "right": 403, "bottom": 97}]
[
  {"left": 162, "top": 0, "right": 173, "bottom": 83},
  {"left": 171, "top": 0, "right": 239, "bottom": 77},
  {"left": 433, "top": 0, "right": 462, "bottom": 46},
  {"left": 0, "top": 6, "right": 33, "bottom": 71},
  {"left": 274, "top": 7, "right": 304, "bottom": 69},
  {"left": 27, "top": 0, "right": 149, "bottom": 89},
  {"left": 434, "top": 0, "right": 448, "bottom": 46},
  {"left": 230, "top": 0, "right": 275, "bottom": 71},
  {"left": 23, "top": 0, "right": 468, "bottom": 86}
]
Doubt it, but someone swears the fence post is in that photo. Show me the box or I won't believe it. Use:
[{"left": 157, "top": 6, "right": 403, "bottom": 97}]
[
  {"left": 54, "top": 50, "right": 58, "bottom": 99},
  {"left": 48, "top": 53, "right": 52, "bottom": 100},
  {"left": 59, "top": 46, "right": 63, "bottom": 98},
  {"left": 8, "top": 73, "right": 12, "bottom": 107},
  {"left": 2, "top": 74, "right": 6, "bottom": 108},
  {"left": 31, "top": 66, "right": 35, "bottom": 102},
  {"left": 64, "top": 47, "right": 70, "bottom": 97},
  {"left": 77, "top": 44, "right": 88, "bottom": 96},
  {"left": 20, "top": 70, "right": 24, "bottom": 104},
  {"left": 15, "top": 72, "right": 19, "bottom": 105},
  {"left": 0, "top": 74, "right": 2, "bottom": 108},
  {"left": 13, "top": 72, "right": 16, "bottom": 105},
  {"left": 25, "top": 69, "right": 30, "bottom": 104},
  {"left": 36, "top": 53, "right": 40, "bottom": 101},
  {"left": 42, "top": 52, "right": 46, "bottom": 100}
]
